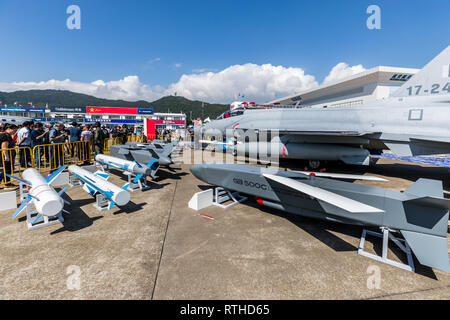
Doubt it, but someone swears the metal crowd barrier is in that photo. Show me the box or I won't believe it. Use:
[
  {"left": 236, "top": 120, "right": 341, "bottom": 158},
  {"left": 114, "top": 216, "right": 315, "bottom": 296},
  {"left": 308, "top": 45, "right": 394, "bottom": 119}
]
[
  {"left": 0, "top": 146, "right": 33, "bottom": 188},
  {"left": 32, "top": 141, "right": 94, "bottom": 174},
  {"left": 1, "top": 134, "right": 150, "bottom": 187}
]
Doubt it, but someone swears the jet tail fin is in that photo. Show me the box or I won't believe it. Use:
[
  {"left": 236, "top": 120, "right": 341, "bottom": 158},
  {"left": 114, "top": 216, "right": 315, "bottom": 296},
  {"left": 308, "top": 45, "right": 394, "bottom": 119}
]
[
  {"left": 400, "top": 230, "right": 450, "bottom": 273},
  {"left": 392, "top": 46, "right": 450, "bottom": 97}
]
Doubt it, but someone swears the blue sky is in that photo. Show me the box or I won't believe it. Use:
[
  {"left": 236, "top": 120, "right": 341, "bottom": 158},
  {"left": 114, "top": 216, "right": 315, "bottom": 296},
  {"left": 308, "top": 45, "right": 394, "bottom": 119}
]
[{"left": 0, "top": 0, "right": 449, "bottom": 103}]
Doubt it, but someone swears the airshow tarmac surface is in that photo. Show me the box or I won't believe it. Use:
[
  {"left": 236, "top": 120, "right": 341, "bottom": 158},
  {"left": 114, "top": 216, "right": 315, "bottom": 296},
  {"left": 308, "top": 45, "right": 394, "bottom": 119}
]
[{"left": 0, "top": 152, "right": 449, "bottom": 300}]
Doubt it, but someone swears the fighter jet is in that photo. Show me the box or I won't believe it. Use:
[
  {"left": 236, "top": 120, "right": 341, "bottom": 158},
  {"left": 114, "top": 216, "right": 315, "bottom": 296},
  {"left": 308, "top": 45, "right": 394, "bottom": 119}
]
[
  {"left": 199, "top": 46, "right": 450, "bottom": 168},
  {"left": 190, "top": 163, "right": 450, "bottom": 273}
]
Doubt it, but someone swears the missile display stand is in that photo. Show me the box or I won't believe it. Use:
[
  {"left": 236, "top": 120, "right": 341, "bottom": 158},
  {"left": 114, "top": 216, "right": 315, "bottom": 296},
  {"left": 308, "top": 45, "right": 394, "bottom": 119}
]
[
  {"left": 96, "top": 162, "right": 109, "bottom": 173},
  {"left": 25, "top": 204, "right": 65, "bottom": 231},
  {"left": 19, "top": 181, "right": 28, "bottom": 201},
  {"left": 19, "top": 182, "right": 66, "bottom": 231},
  {"left": 124, "top": 171, "right": 150, "bottom": 192},
  {"left": 69, "top": 174, "right": 83, "bottom": 187},
  {"left": 189, "top": 187, "right": 247, "bottom": 211},
  {"left": 358, "top": 227, "right": 415, "bottom": 272},
  {"left": 93, "top": 193, "right": 111, "bottom": 211}
]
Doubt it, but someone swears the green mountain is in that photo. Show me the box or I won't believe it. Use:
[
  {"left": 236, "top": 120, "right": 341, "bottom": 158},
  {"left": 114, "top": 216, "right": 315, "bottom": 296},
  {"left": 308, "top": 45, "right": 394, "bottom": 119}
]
[{"left": 0, "top": 90, "right": 229, "bottom": 120}]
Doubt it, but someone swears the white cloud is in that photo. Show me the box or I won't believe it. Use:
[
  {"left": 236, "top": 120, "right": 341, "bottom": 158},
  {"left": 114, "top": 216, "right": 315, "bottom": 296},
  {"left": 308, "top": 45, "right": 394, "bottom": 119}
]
[
  {"left": 0, "top": 62, "right": 366, "bottom": 104},
  {"left": 323, "top": 62, "right": 366, "bottom": 85},
  {"left": 0, "top": 76, "right": 165, "bottom": 102},
  {"left": 167, "top": 63, "right": 318, "bottom": 103}
]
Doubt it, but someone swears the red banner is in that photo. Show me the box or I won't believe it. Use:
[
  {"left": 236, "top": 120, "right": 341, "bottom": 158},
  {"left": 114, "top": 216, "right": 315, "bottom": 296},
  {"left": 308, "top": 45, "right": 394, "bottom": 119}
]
[
  {"left": 145, "top": 119, "right": 156, "bottom": 141},
  {"left": 86, "top": 106, "right": 137, "bottom": 115}
]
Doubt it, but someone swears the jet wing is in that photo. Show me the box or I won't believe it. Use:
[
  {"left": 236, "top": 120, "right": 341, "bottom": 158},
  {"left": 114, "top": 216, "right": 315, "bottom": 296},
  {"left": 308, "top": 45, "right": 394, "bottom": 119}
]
[{"left": 263, "top": 173, "right": 384, "bottom": 213}]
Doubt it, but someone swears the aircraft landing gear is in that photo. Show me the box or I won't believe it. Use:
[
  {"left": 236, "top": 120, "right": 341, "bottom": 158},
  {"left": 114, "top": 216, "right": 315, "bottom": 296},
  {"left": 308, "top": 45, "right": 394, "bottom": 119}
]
[{"left": 308, "top": 160, "right": 322, "bottom": 170}]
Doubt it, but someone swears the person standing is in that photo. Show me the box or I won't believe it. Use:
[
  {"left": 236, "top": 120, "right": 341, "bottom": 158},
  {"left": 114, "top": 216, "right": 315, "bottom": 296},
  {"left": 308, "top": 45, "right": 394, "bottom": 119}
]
[
  {"left": 120, "top": 124, "right": 129, "bottom": 144},
  {"left": 69, "top": 122, "right": 82, "bottom": 160},
  {"left": 41, "top": 123, "right": 52, "bottom": 166},
  {"left": 80, "top": 125, "right": 93, "bottom": 163},
  {"left": 0, "top": 124, "right": 18, "bottom": 190},
  {"left": 30, "top": 123, "right": 46, "bottom": 168},
  {"left": 16, "top": 121, "right": 32, "bottom": 168},
  {"left": 49, "top": 123, "right": 67, "bottom": 171},
  {"left": 93, "top": 122, "right": 106, "bottom": 156}
]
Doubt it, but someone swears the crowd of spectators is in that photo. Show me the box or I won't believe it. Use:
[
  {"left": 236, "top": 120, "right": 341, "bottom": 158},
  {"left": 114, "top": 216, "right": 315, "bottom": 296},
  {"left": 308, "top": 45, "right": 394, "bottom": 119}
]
[{"left": 0, "top": 121, "right": 126, "bottom": 190}]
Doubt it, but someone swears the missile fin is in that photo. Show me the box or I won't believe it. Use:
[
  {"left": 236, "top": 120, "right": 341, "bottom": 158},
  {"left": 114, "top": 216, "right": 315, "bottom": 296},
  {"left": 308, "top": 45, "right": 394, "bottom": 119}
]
[
  {"left": 12, "top": 195, "right": 32, "bottom": 219},
  {"left": 57, "top": 186, "right": 69, "bottom": 197},
  {"left": 5, "top": 173, "right": 32, "bottom": 186},
  {"left": 134, "top": 160, "right": 143, "bottom": 168},
  {"left": 31, "top": 214, "right": 42, "bottom": 226},
  {"left": 46, "top": 165, "right": 67, "bottom": 184},
  {"left": 108, "top": 201, "right": 116, "bottom": 210},
  {"left": 133, "top": 174, "right": 143, "bottom": 183},
  {"left": 122, "top": 183, "right": 130, "bottom": 191},
  {"left": 28, "top": 194, "right": 41, "bottom": 202},
  {"left": 263, "top": 173, "right": 384, "bottom": 213},
  {"left": 94, "top": 171, "right": 110, "bottom": 180},
  {"left": 83, "top": 184, "right": 97, "bottom": 196},
  {"left": 401, "top": 230, "right": 450, "bottom": 273}
]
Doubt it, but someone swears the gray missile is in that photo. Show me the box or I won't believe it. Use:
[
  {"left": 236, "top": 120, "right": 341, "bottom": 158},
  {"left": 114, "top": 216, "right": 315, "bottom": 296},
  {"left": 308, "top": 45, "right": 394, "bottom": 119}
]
[
  {"left": 110, "top": 144, "right": 173, "bottom": 166},
  {"left": 95, "top": 154, "right": 159, "bottom": 181},
  {"left": 190, "top": 163, "right": 450, "bottom": 273},
  {"left": 234, "top": 141, "right": 370, "bottom": 165}
]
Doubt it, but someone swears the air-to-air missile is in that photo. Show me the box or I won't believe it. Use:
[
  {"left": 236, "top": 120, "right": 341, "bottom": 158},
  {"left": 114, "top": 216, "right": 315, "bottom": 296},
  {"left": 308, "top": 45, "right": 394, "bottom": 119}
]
[
  {"left": 110, "top": 144, "right": 173, "bottom": 166},
  {"left": 68, "top": 165, "right": 130, "bottom": 210},
  {"left": 6, "top": 166, "right": 69, "bottom": 225},
  {"left": 190, "top": 163, "right": 450, "bottom": 273},
  {"left": 199, "top": 46, "right": 450, "bottom": 168},
  {"left": 95, "top": 154, "right": 159, "bottom": 182}
]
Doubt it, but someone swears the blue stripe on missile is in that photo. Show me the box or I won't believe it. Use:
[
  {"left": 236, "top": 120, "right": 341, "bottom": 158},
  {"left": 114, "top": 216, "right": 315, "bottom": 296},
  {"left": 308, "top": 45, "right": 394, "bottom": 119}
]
[
  {"left": 73, "top": 173, "right": 114, "bottom": 200},
  {"left": 147, "top": 160, "right": 157, "bottom": 167},
  {"left": 96, "top": 160, "right": 123, "bottom": 170}
]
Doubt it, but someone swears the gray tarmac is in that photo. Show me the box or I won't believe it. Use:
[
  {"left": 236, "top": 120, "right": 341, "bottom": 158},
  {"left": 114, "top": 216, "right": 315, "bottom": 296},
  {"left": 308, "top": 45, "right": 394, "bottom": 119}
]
[{"left": 0, "top": 155, "right": 449, "bottom": 300}]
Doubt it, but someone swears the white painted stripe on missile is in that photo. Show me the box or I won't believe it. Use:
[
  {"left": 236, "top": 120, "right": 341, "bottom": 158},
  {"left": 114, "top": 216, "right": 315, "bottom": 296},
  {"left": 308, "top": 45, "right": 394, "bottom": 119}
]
[
  {"left": 263, "top": 174, "right": 384, "bottom": 213},
  {"left": 291, "top": 171, "right": 388, "bottom": 182}
]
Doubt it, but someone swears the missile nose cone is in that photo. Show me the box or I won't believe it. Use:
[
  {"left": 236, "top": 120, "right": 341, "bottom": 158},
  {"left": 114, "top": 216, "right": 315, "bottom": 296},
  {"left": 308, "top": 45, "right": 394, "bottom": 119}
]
[
  {"left": 190, "top": 165, "right": 204, "bottom": 181},
  {"left": 159, "top": 157, "right": 173, "bottom": 166}
]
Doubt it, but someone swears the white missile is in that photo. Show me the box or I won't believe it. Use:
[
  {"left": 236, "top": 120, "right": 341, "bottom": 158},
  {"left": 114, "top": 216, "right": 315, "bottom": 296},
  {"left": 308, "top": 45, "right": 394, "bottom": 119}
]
[
  {"left": 68, "top": 165, "right": 130, "bottom": 209},
  {"left": 7, "top": 166, "right": 69, "bottom": 225},
  {"left": 95, "top": 154, "right": 159, "bottom": 182}
]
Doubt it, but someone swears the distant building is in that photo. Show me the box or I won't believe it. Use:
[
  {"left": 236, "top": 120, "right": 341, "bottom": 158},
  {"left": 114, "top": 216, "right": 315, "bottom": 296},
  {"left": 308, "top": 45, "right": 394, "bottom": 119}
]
[
  {"left": 268, "top": 66, "right": 420, "bottom": 108},
  {"left": 0, "top": 105, "right": 186, "bottom": 129}
]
